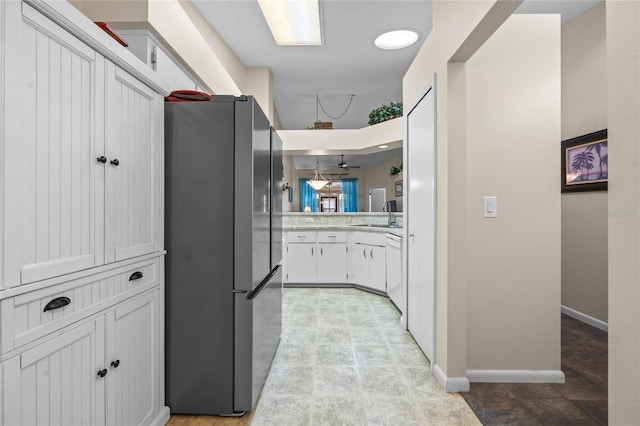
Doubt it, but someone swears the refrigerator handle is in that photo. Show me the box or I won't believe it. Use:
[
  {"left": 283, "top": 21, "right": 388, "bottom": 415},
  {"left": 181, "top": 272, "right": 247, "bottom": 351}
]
[{"left": 246, "top": 264, "right": 281, "bottom": 301}]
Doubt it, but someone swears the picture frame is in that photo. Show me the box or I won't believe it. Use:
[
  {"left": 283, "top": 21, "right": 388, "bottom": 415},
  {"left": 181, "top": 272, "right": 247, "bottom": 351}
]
[
  {"left": 561, "top": 129, "right": 608, "bottom": 193},
  {"left": 395, "top": 180, "right": 403, "bottom": 197}
]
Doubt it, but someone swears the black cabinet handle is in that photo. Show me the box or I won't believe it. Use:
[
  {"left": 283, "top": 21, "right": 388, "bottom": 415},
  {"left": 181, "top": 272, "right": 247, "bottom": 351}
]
[
  {"left": 97, "top": 156, "right": 107, "bottom": 164},
  {"left": 43, "top": 296, "right": 71, "bottom": 312},
  {"left": 111, "top": 360, "right": 120, "bottom": 368},
  {"left": 110, "top": 159, "right": 120, "bottom": 166},
  {"left": 129, "top": 271, "right": 143, "bottom": 281},
  {"left": 97, "top": 369, "right": 108, "bottom": 378}
]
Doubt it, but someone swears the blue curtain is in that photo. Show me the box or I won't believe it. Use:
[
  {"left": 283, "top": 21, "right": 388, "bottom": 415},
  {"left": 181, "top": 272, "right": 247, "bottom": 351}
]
[
  {"left": 299, "top": 178, "right": 318, "bottom": 212},
  {"left": 340, "top": 178, "right": 358, "bottom": 212}
]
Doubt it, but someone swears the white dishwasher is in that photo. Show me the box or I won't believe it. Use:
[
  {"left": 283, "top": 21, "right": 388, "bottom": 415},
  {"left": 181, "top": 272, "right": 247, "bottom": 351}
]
[{"left": 386, "top": 234, "right": 403, "bottom": 311}]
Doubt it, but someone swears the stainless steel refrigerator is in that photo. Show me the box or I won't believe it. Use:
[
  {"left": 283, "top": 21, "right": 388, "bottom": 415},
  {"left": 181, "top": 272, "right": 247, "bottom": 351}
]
[{"left": 164, "top": 96, "right": 282, "bottom": 415}]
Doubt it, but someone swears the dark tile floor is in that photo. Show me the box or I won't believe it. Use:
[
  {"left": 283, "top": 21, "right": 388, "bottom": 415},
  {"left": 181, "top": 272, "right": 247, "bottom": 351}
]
[{"left": 463, "top": 314, "right": 608, "bottom": 425}]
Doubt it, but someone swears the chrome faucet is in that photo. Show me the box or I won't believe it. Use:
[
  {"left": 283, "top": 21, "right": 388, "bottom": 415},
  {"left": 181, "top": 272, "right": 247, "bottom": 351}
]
[{"left": 386, "top": 202, "right": 397, "bottom": 227}]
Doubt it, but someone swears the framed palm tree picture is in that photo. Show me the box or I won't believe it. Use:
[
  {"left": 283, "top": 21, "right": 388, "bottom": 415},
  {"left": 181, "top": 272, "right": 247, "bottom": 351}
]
[{"left": 561, "top": 129, "right": 608, "bottom": 192}]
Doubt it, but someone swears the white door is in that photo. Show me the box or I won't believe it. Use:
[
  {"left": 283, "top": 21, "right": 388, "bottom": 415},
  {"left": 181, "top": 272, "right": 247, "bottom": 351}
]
[
  {"left": 285, "top": 244, "right": 316, "bottom": 283},
  {"left": 104, "top": 62, "right": 162, "bottom": 263},
  {"left": 106, "top": 291, "right": 157, "bottom": 426},
  {"left": 1, "top": 319, "right": 105, "bottom": 426},
  {"left": 3, "top": 3, "right": 105, "bottom": 287},
  {"left": 406, "top": 82, "right": 436, "bottom": 363},
  {"left": 317, "top": 243, "right": 347, "bottom": 283}
]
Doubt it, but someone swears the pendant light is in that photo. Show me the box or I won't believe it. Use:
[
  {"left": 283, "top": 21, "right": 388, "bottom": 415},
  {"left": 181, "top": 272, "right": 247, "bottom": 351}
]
[{"left": 308, "top": 157, "right": 329, "bottom": 191}]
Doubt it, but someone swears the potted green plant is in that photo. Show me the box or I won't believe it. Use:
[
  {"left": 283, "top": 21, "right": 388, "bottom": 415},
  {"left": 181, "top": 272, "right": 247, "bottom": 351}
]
[
  {"left": 390, "top": 163, "right": 403, "bottom": 176},
  {"left": 368, "top": 102, "right": 403, "bottom": 125}
]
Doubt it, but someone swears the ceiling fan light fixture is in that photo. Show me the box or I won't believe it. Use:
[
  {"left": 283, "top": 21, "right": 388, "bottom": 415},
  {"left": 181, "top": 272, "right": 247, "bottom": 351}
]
[
  {"left": 374, "top": 30, "right": 419, "bottom": 50},
  {"left": 258, "top": 0, "right": 322, "bottom": 46}
]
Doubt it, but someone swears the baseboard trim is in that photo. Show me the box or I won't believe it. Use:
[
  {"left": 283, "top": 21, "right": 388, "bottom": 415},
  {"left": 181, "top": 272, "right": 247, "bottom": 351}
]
[
  {"left": 561, "top": 305, "right": 608, "bottom": 332},
  {"left": 466, "top": 369, "right": 565, "bottom": 383},
  {"left": 433, "top": 364, "right": 470, "bottom": 392},
  {"left": 150, "top": 406, "right": 170, "bottom": 426},
  {"left": 284, "top": 283, "right": 387, "bottom": 297}
]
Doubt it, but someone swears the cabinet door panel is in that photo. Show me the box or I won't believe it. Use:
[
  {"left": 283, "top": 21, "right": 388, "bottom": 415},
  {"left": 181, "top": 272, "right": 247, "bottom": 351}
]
[
  {"left": 351, "top": 244, "right": 368, "bottom": 286},
  {"left": 286, "top": 244, "right": 316, "bottom": 283},
  {"left": 317, "top": 244, "right": 347, "bottom": 283},
  {"left": 105, "top": 63, "right": 161, "bottom": 263},
  {"left": 106, "top": 291, "right": 156, "bottom": 426},
  {"left": 1, "top": 319, "right": 105, "bottom": 426},
  {"left": 368, "top": 246, "right": 387, "bottom": 293},
  {"left": 3, "top": 4, "right": 105, "bottom": 288}
]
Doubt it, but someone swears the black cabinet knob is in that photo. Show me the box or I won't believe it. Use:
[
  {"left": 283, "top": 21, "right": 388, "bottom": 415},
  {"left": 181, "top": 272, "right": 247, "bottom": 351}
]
[
  {"left": 97, "top": 369, "right": 108, "bottom": 378},
  {"left": 110, "top": 159, "right": 120, "bottom": 166},
  {"left": 97, "top": 156, "right": 107, "bottom": 164},
  {"left": 111, "top": 360, "right": 120, "bottom": 368}
]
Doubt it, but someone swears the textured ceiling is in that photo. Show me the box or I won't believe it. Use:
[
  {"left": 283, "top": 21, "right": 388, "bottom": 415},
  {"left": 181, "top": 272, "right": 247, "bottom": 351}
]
[
  {"left": 190, "top": 0, "right": 601, "bottom": 168},
  {"left": 191, "top": 0, "right": 433, "bottom": 130}
]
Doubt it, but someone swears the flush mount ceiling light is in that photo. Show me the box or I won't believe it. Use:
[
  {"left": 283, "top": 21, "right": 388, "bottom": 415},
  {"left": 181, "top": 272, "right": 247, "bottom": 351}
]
[
  {"left": 258, "top": 0, "right": 322, "bottom": 46},
  {"left": 374, "top": 30, "right": 419, "bottom": 50},
  {"left": 378, "top": 145, "right": 389, "bottom": 149}
]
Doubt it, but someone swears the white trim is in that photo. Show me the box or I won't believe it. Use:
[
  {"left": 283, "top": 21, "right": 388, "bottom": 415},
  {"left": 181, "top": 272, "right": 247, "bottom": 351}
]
[
  {"left": 467, "top": 369, "right": 565, "bottom": 383},
  {"left": 561, "top": 305, "right": 608, "bottom": 332},
  {"left": 434, "top": 364, "right": 470, "bottom": 392},
  {"left": 150, "top": 406, "right": 170, "bottom": 426}
]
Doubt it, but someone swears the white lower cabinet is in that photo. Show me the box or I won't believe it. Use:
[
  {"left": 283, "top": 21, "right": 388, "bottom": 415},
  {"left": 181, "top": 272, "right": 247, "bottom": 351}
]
[
  {"left": 350, "top": 232, "right": 387, "bottom": 293},
  {"left": 107, "top": 290, "right": 158, "bottom": 426},
  {"left": 2, "top": 318, "right": 105, "bottom": 426},
  {"left": 286, "top": 246, "right": 315, "bottom": 282},
  {"left": 285, "top": 231, "right": 348, "bottom": 284},
  {"left": 352, "top": 243, "right": 386, "bottom": 292},
  {"left": 0, "top": 258, "right": 164, "bottom": 426},
  {"left": 317, "top": 243, "right": 348, "bottom": 283}
]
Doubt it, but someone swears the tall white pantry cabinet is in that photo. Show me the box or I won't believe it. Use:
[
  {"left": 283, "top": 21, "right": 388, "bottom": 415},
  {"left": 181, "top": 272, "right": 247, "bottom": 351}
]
[{"left": 0, "top": 1, "right": 170, "bottom": 425}]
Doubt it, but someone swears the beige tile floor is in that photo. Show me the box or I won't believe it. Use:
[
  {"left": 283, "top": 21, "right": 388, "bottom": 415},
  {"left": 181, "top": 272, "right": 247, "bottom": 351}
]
[{"left": 248, "top": 287, "right": 481, "bottom": 426}]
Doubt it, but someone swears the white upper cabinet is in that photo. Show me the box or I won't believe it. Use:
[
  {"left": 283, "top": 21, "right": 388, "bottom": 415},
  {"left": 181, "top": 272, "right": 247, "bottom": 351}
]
[
  {"left": 114, "top": 29, "right": 202, "bottom": 93},
  {"left": 2, "top": 3, "right": 105, "bottom": 288},
  {"left": 1, "top": 3, "right": 165, "bottom": 289},
  {"left": 104, "top": 62, "right": 164, "bottom": 263}
]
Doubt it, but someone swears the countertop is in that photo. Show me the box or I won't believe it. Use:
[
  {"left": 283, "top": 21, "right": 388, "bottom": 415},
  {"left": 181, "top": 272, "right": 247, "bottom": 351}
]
[{"left": 283, "top": 224, "right": 403, "bottom": 237}]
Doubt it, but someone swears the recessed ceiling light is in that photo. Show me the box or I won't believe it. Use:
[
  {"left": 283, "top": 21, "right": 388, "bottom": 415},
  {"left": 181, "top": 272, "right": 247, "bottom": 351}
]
[
  {"left": 374, "top": 30, "right": 419, "bottom": 50},
  {"left": 258, "top": 0, "right": 322, "bottom": 46},
  {"left": 378, "top": 145, "right": 389, "bottom": 149}
]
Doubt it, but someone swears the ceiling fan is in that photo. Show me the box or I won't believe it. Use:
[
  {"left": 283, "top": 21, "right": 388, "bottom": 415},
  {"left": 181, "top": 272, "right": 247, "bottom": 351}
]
[{"left": 337, "top": 154, "right": 360, "bottom": 170}]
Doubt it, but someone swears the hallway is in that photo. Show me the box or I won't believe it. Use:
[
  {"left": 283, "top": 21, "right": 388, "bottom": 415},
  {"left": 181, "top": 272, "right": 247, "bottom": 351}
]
[
  {"left": 462, "top": 315, "right": 607, "bottom": 425},
  {"left": 168, "top": 291, "right": 607, "bottom": 425}
]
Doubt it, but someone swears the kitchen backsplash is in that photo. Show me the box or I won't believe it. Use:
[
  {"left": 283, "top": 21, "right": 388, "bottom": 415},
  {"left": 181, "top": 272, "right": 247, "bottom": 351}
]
[{"left": 283, "top": 212, "right": 403, "bottom": 227}]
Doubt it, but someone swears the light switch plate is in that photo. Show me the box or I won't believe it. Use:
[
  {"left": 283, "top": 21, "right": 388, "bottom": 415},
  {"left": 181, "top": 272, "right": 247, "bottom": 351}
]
[{"left": 483, "top": 196, "right": 497, "bottom": 218}]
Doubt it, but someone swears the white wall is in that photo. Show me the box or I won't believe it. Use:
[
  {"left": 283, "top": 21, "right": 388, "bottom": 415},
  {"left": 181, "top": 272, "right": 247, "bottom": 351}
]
[
  {"left": 606, "top": 1, "right": 640, "bottom": 423},
  {"left": 403, "top": 0, "right": 520, "bottom": 382},
  {"left": 561, "top": 2, "right": 608, "bottom": 323},
  {"left": 465, "top": 14, "right": 561, "bottom": 372}
]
